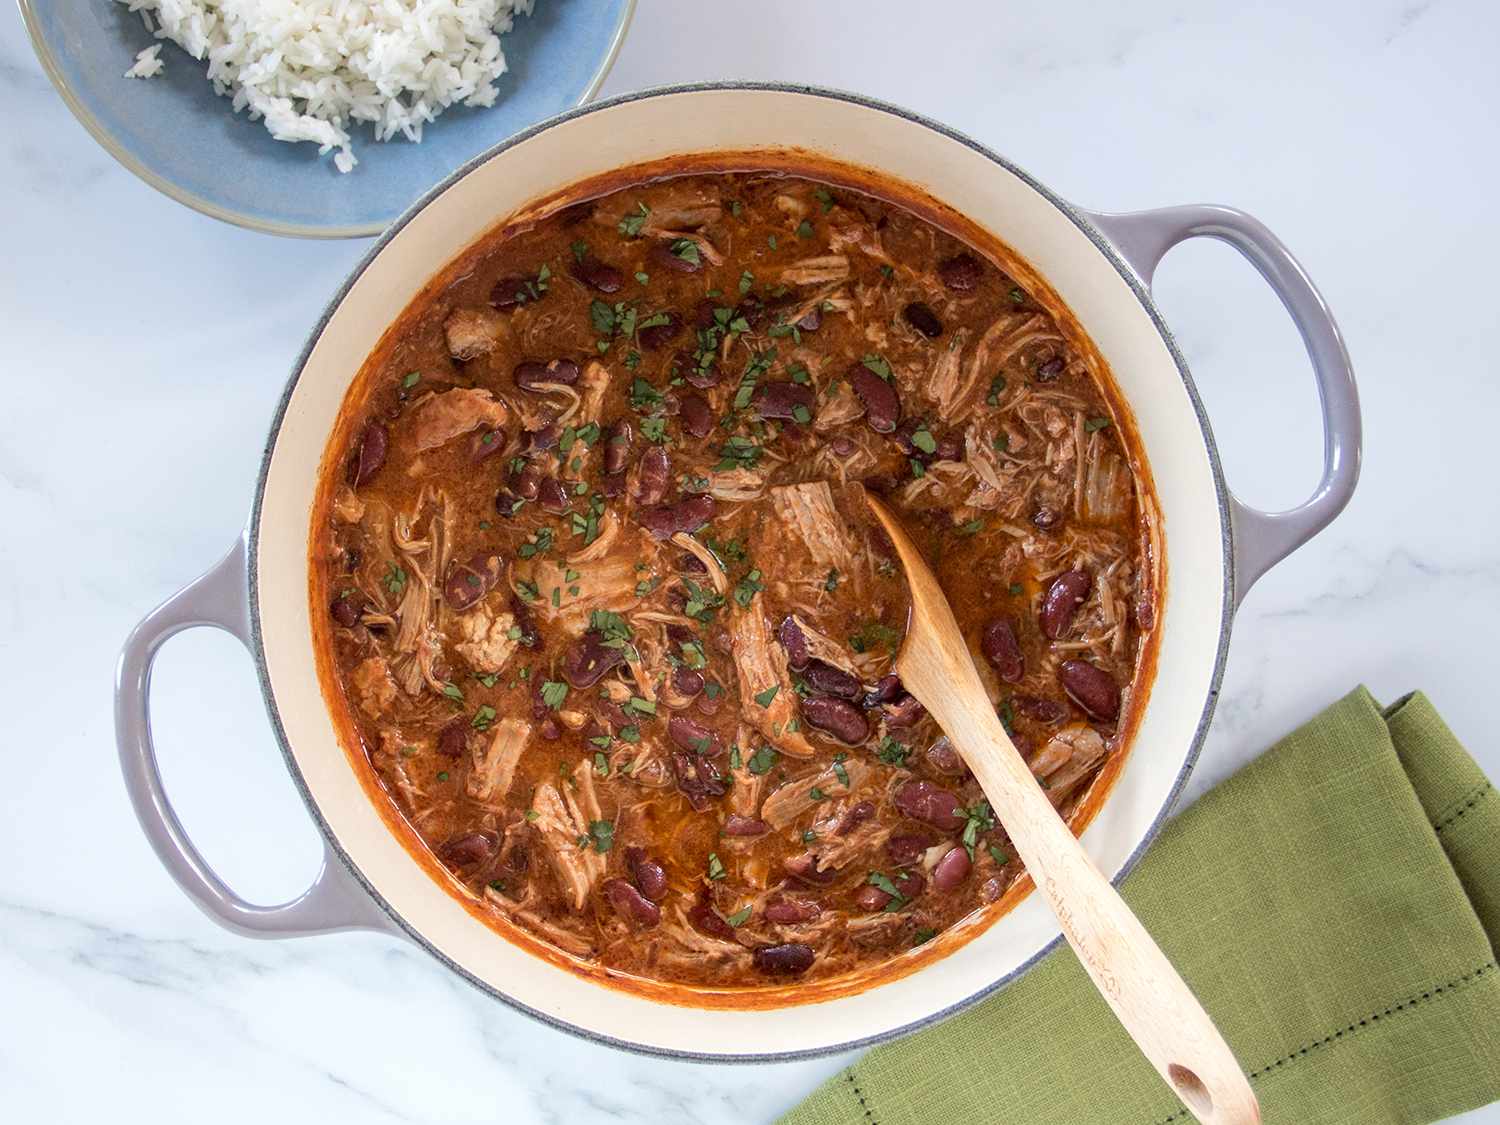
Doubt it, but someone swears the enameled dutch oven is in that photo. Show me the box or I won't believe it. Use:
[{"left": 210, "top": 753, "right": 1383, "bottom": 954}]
[{"left": 115, "top": 84, "right": 1360, "bottom": 1061}]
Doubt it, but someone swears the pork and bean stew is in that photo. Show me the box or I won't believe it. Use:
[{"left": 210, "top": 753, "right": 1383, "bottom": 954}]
[{"left": 314, "top": 165, "right": 1158, "bottom": 990}]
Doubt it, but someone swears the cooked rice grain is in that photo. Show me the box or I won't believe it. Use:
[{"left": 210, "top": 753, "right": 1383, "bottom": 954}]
[{"left": 118, "top": 0, "right": 535, "bottom": 173}]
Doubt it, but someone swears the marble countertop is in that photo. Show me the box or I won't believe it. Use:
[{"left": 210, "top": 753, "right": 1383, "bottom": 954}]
[{"left": 3, "top": 0, "right": 1496, "bottom": 1121}]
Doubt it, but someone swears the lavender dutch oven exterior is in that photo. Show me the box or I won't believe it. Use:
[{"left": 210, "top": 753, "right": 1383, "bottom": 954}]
[{"left": 115, "top": 85, "right": 1360, "bottom": 1061}]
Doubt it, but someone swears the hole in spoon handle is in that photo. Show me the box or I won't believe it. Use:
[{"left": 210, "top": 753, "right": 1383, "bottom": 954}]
[{"left": 1168, "top": 1064, "right": 1213, "bottom": 1118}]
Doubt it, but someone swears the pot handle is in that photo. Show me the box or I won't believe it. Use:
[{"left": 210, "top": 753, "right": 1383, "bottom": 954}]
[
  {"left": 1079, "top": 204, "right": 1361, "bottom": 604},
  {"left": 115, "top": 531, "right": 397, "bottom": 939}
]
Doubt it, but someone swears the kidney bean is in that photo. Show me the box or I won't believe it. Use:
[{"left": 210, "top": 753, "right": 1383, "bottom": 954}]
[
  {"left": 600, "top": 471, "right": 626, "bottom": 498},
  {"left": 625, "top": 846, "right": 668, "bottom": 902},
  {"left": 903, "top": 302, "right": 943, "bottom": 338},
  {"left": 638, "top": 310, "right": 682, "bottom": 350},
  {"left": 688, "top": 892, "right": 737, "bottom": 941},
  {"left": 537, "top": 476, "right": 571, "bottom": 515},
  {"left": 752, "top": 381, "right": 815, "bottom": 422},
  {"left": 801, "top": 660, "right": 862, "bottom": 700},
  {"left": 864, "top": 673, "right": 904, "bottom": 706},
  {"left": 509, "top": 594, "right": 542, "bottom": 650},
  {"left": 836, "top": 801, "right": 876, "bottom": 836},
  {"left": 571, "top": 255, "right": 623, "bottom": 293},
  {"left": 652, "top": 241, "right": 704, "bottom": 274},
  {"left": 931, "top": 845, "right": 972, "bottom": 892},
  {"left": 938, "top": 253, "right": 982, "bottom": 292},
  {"left": 1032, "top": 506, "right": 1064, "bottom": 531},
  {"left": 926, "top": 736, "right": 965, "bottom": 775},
  {"left": 437, "top": 831, "right": 496, "bottom": 867},
  {"left": 677, "top": 392, "right": 715, "bottom": 439},
  {"left": 981, "top": 876, "right": 1007, "bottom": 902},
  {"left": 671, "top": 750, "right": 728, "bottom": 810},
  {"left": 857, "top": 870, "right": 926, "bottom": 911},
  {"left": 347, "top": 422, "right": 388, "bottom": 487},
  {"left": 754, "top": 943, "right": 815, "bottom": 976},
  {"left": 981, "top": 618, "right": 1024, "bottom": 683},
  {"left": 668, "top": 715, "right": 722, "bottom": 756},
  {"left": 437, "top": 718, "right": 469, "bottom": 759},
  {"left": 884, "top": 694, "right": 928, "bottom": 729},
  {"left": 1012, "top": 694, "right": 1066, "bottom": 723},
  {"left": 1041, "top": 570, "right": 1092, "bottom": 640},
  {"left": 507, "top": 461, "right": 541, "bottom": 502},
  {"left": 330, "top": 593, "right": 362, "bottom": 628},
  {"left": 562, "top": 630, "right": 626, "bottom": 688},
  {"left": 801, "top": 696, "right": 870, "bottom": 744},
  {"left": 887, "top": 833, "right": 936, "bottom": 866},
  {"left": 463, "top": 430, "right": 504, "bottom": 470},
  {"left": 778, "top": 616, "right": 810, "bottom": 669},
  {"left": 796, "top": 305, "right": 822, "bottom": 332},
  {"left": 849, "top": 365, "right": 901, "bottom": 434},
  {"left": 784, "top": 852, "right": 836, "bottom": 886},
  {"left": 764, "top": 897, "right": 821, "bottom": 924},
  {"left": 487, "top": 275, "right": 536, "bottom": 309},
  {"left": 670, "top": 666, "right": 705, "bottom": 699},
  {"left": 513, "top": 357, "right": 579, "bottom": 391},
  {"left": 639, "top": 494, "right": 716, "bottom": 539},
  {"left": 696, "top": 691, "right": 723, "bottom": 718},
  {"left": 1058, "top": 660, "right": 1121, "bottom": 721},
  {"left": 633, "top": 446, "right": 671, "bottom": 506},
  {"left": 722, "top": 814, "right": 770, "bottom": 837},
  {"left": 894, "top": 780, "right": 965, "bottom": 831},
  {"left": 692, "top": 299, "right": 718, "bottom": 329},
  {"left": 1035, "top": 355, "right": 1065, "bottom": 382},
  {"left": 604, "top": 878, "right": 661, "bottom": 928},
  {"left": 522, "top": 423, "right": 559, "bottom": 456},
  {"left": 538, "top": 717, "right": 561, "bottom": 740},
  {"left": 684, "top": 353, "right": 721, "bottom": 389},
  {"left": 444, "top": 553, "right": 500, "bottom": 611},
  {"left": 602, "top": 420, "right": 633, "bottom": 474}
]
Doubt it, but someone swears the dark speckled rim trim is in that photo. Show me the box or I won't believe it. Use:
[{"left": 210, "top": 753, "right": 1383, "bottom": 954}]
[{"left": 245, "top": 82, "right": 1236, "bottom": 1063}]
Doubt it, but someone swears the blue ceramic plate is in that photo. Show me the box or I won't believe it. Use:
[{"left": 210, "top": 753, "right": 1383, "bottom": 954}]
[{"left": 19, "top": 0, "right": 635, "bottom": 237}]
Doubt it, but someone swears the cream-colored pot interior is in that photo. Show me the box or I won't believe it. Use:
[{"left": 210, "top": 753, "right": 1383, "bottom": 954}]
[{"left": 254, "top": 87, "right": 1229, "bottom": 1058}]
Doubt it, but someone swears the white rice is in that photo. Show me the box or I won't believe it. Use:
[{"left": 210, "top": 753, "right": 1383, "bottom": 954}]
[{"left": 116, "top": 0, "right": 535, "bottom": 173}]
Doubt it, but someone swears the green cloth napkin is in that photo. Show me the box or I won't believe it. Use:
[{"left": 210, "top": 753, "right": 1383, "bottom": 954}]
[{"left": 783, "top": 689, "right": 1500, "bottom": 1125}]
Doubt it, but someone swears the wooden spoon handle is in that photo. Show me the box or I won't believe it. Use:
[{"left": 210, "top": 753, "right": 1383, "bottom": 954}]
[{"left": 935, "top": 681, "right": 1260, "bottom": 1124}]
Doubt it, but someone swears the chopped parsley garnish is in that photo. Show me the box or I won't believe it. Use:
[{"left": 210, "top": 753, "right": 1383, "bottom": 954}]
[
  {"left": 867, "top": 871, "right": 906, "bottom": 911},
  {"left": 517, "top": 528, "right": 554, "bottom": 559},
  {"left": 1009, "top": 286, "right": 1026, "bottom": 304},
  {"left": 540, "top": 680, "right": 569, "bottom": 709},
  {"left": 987, "top": 845, "right": 1011, "bottom": 867},
  {"left": 626, "top": 696, "right": 657, "bottom": 717},
  {"left": 961, "top": 800, "right": 996, "bottom": 860},
  {"left": 753, "top": 684, "right": 780, "bottom": 708},
  {"left": 401, "top": 371, "right": 420, "bottom": 388},
  {"left": 436, "top": 771, "right": 449, "bottom": 782},
  {"left": 1085, "top": 416, "right": 1113, "bottom": 432},
  {"left": 733, "top": 568, "right": 764, "bottom": 607},
  {"left": 476, "top": 673, "right": 499, "bottom": 688},
  {"left": 914, "top": 927, "right": 937, "bottom": 946},
  {"left": 809, "top": 786, "right": 827, "bottom": 802},
  {"left": 706, "top": 852, "right": 726, "bottom": 880},
  {"left": 715, "top": 434, "right": 761, "bottom": 470},
  {"left": 589, "top": 609, "right": 633, "bottom": 647},
  {"left": 682, "top": 578, "right": 725, "bottom": 622},
  {"left": 670, "top": 238, "right": 702, "bottom": 267},
  {"left": 795, "top": 219, "right": 814, "bottom": 240},
  {"left": 849, "top": 621, "right": 901, "bottom": 654},
  {"left": 471, "top": 705, "right": 496, "bottom": 731},
  {"left": 814, "top": 186, "right": 834, "bottom": 212},
  {"left": 587, "top": 819, "right": 614, "bottom": 853},
  {"left": 824, "top": 569, "right": 840, "bottom": 592},
  {"left": 441, "top": 681, "right": 464, "bottom": 703},
  {"left": 861, "top": 353, "right": 894, "bottom": 381},
  {"left": 748, "top": 745, "right": 778, "bottom": 775},
  {"left": 383, "top": 563, "right": 408, "bottom": 596},
  {"left": 618, "top": 201, "right": 649, "bottom": 237},
  {"left": 832, "top": 760, "right": 850, "bottom": 787},
  {"left": 877, "top": 735, "right": 909, "bottom": 766},
  {"left": 958, "top": 518, "right": 985, "bottom": 536},
  {"left": 679, "top": 640, "right": 707, "bottom": 669},
  {"left": 910, "top": 426, "right": 938, "bottom": 454},
  {"left": 594, "top": 751, "right": 610, "bottom": 776},
  {"left": 986, "top": 374, "right": 1008, "bottom": 405},
  {"left": 726, "top": 906, "right": 752, "bottom": 927},
  {"left": 619, "top": 725, "right": 642, "bottom": 743},
  {"left": 738, "top": 269, "right": 754, "bottom": 295},
  {"left": 515, "top": 579, "right": 540, "bottom": 602},
  {"left": 641, "top": 416, "right": 669, "bottom": 444},
  {"left": 1009, "top": 582, "right": 1024, "bottom": 596}
]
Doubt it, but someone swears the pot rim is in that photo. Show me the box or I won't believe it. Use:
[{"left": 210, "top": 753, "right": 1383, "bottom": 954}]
[{"left": 245, "top": 81, "right": 1235, "bottom": 1062}]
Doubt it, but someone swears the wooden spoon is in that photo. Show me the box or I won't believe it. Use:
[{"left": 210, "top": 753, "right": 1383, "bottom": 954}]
[{"left": 866, "top": 495, "right": 1259, "bottom": 1125}]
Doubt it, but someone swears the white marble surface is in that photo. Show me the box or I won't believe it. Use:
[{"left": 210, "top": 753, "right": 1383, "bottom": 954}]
[{"left": 2, "top": 0, "right": 1497, "bottom": 1121}]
